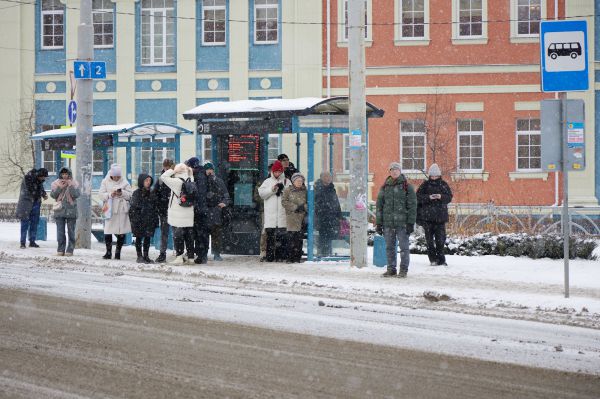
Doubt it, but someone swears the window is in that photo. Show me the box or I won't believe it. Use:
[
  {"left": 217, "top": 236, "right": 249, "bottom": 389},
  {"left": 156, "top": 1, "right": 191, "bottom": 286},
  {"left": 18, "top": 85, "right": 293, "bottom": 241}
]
[
  {"left": 93, "top": 149, "right": 114, "bottom": 174},
  {"left": 141, "top": 0, "right": 175, "bottom": 65},
  {"left": 457, "top": 119, "right": 483, "bottom": 171},
  {"left": 255, "top": 0, "right": 278, "bottom": 44},
  {"left": 140, "top": 138, "right": 176, "bottom": 177},
  {"left": 343, "top": 135, "right": 350, "bottom": 172},
  {"left": 93, "top": 0, "right": 114, "bottom": 47},
  {"left": 517, "top": 0, "right": 540, "bottom": 36},
  {"left": 202, "top": 0, "right": 226, "bottom": 45},
  {"left": 400, "top": 120, "right": 426, "bottom": 172},
  {"left": 341, "top": 0, "right": 370, "bottom": 41},
  {"left": 399, "top": 0, "right": 425, "bottom": 38},
  {"left": 458, "top": 0, "right": 482, "bottom": 37},
  {"left": 202, "top": 136, "right": 212, "bottom": 164},
  {"left": 267, "top": 134, "right": 280, "bottom": 164},
  {"left": 42, "top": 150, "right": 56, "bottom": 174},
  {"left": 41, "top": 0, "right": 64, "bottom": 49},
  {"left": 516, "top": 118, "right": 541, "bottom": 170}
]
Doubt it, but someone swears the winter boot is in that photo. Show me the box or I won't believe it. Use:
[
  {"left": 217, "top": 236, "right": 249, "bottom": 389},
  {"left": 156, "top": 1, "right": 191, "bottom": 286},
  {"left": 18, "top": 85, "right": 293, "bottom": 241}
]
[
  {"left": 213, "top": 253, "right": 223, "bottom": 261},
  {"left": 169, "top": 254, "right": 186, "bottom": 265},
  {"left": 155, "top": 252, "right": 167, "bottom": 263},
  {"left": 398, "top": 270, "right": 408, "bottom": 278},
  {"left": 142, "top": 240, "right": 154, "bottom": 264},
  {"left": 102, "top": 235, "right": 112, "bottom": 259},
  {"left": 136, "top": 243, "right": 144, "bottom": 263},
  {"left": 381, "top": 268, "right": 396, "bottom": 277},
  {"left": 114, "top": 235, "right": 125, "bottom": 260}
]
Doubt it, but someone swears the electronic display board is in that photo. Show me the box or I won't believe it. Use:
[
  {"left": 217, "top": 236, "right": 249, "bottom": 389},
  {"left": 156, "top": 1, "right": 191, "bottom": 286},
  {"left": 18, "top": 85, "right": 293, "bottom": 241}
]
[{"left": 227, "top": 135, "right": 260, "bottom": 168}]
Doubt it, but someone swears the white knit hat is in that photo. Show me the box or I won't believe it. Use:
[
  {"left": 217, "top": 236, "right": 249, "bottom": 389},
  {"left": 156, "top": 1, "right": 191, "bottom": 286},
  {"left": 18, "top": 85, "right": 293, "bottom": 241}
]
[
  {"left": 389, "top": 162, "right": 401, "bottom": 171},
  {"left": 109, "top": 164, "right": 122, "bottom": 177},
  {"left": 428, "top": 163, "right": 442, "bottom": 177},
  {"left": 291, "top": 172, "right": 305, "bottom": 183}
]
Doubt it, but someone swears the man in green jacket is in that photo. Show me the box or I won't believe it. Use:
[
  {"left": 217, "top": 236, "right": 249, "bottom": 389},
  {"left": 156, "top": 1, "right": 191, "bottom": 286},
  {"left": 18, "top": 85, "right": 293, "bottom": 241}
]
[{"left": 375, "top": 162, "right": 417, "bottom": 278}]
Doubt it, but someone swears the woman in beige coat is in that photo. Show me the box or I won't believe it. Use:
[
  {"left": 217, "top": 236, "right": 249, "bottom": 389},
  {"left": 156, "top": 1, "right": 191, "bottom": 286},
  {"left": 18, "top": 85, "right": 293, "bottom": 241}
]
[
  {"left": 99, "top": 164, "right": 132, "bottom": 260},
  {"left": 282, "top": 173, "right": 307, "bottom": 263}
]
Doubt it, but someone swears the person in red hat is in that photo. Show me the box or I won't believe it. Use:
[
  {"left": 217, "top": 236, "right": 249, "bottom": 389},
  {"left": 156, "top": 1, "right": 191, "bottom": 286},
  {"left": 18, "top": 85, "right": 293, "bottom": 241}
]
[{"left": 258, "top": 160, "right": 291, "bottom": 262}]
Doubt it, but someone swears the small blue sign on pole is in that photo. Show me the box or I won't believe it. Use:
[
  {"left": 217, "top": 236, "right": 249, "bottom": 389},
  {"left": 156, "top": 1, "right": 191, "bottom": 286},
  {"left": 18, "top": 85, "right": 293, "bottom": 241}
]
[
  {"left": 90, "top": 61, "right": 107, "bottom": 79},
  {"left": 540, "top": 20, "right": 589, "bottom": 92},
  {"left": 67, "top": 100, "right": 77, "bottom": 125},
  {"left": 73, "top": 61, "right": 91, "bottom": 79}
]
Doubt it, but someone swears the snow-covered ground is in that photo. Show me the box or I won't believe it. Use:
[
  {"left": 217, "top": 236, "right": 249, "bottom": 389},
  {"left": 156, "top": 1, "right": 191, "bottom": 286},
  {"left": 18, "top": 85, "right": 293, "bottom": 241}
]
[{"left": 1, "top": 222, "right": 599, "bottom": 375}]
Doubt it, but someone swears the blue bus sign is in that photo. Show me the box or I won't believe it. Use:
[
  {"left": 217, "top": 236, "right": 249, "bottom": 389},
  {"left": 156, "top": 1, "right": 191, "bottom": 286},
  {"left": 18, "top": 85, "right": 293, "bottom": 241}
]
[{"left": 540, "top": 20, "right": 589, "bottom": 92}]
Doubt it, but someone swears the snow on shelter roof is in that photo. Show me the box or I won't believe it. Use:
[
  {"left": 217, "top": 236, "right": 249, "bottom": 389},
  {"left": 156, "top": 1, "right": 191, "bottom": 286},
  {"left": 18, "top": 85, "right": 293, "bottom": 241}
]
[
  {"left": 31, "top": 122, "right": 193, "bottom": 141},
  {"left": 183, "top": 97, "right": 385, "bottom": 120}
]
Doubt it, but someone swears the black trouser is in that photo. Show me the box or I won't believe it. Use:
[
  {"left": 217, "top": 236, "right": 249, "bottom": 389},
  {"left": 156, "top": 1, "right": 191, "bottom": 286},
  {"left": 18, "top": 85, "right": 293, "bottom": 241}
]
[
  {"left": 135, "top": 235, "right": 152, "bottom": 258},
  {"left": 317, "top": 229, "right": 336, "bottom": 257},
  {"left": 423, "top": 222, "right": 447, "bottom": 265},
  {"left": 173, "top": 227, "right": 194, "bottom": 257},
  {"left": 104, "top": 234, "right": 125, "bottom": 252},
  {"left": 287, "top": 231, "right": 303, "bottom": 262},
  {"left": 265, "top": 228, "right": 287, "bottom": 262},
  {"left": 158, "top": 214, "right": 170, "bottom": 254},
  {"left": 209, "top": 224, "right": 223, "bottom": 255},
  {"left": 193, "top": 214, "right": 209, "bottom": 260}
]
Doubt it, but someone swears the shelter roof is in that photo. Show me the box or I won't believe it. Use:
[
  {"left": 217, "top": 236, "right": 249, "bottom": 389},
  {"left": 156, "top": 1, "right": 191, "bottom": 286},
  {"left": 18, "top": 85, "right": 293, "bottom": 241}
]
[
  {"left": 183, "top": 97, "right": 384, "bottom": 120},
  {"left": 31, "top": 122, "right": 193, "bottom": 140}
]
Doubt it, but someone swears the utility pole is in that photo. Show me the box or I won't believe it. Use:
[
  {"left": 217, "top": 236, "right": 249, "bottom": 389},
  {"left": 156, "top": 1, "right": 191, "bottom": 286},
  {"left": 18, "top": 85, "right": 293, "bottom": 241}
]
[
  {"left": 75, "top": 0, "right": 94, "bottom": 248},
  {"left": 348, "top": 0, "right": 367, "bottom": 268}
]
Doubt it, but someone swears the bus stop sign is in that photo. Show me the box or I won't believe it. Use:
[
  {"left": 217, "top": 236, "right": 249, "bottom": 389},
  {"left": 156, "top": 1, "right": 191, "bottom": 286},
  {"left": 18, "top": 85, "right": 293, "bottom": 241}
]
[{"left": 540, "top": 20, "right": 588, "bottom": 92}]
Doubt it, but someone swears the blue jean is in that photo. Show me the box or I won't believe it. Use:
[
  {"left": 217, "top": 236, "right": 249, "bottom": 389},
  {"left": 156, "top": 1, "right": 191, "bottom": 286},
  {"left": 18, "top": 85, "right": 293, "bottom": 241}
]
[
  {"left": 20, "top": 201, "right": 41, "bottom": 245},
  {"left": 384, "top": 226, "right": 410, "bottom": 272},
  {"left": 56, "top": 217, "right": 76, "bottom": 254}
]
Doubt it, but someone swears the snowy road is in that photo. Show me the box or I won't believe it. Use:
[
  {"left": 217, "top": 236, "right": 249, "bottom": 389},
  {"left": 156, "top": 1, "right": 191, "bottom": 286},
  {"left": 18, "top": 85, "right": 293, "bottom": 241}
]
[
  {"left": 2, "top": 288, "right": 600, "bottom": 399},
  {"left": 1, "top": 256, "right": 599, "bottom": 378}
]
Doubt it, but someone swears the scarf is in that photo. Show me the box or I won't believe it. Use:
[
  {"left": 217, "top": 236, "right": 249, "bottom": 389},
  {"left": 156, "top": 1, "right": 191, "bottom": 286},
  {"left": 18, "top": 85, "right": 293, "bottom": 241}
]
[{"left": 51, "top": 178, "right": 79, "bottom": 205}]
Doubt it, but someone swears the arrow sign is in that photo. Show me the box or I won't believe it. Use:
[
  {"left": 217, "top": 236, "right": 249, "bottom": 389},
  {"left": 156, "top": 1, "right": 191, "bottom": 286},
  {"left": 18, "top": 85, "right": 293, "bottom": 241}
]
[
  {"left": 73, "top": 61, "right": 91, "bottom": 79},
  {"left": 90, "top": 61, "right": 107, "bottom": 79},
  {"left": 67, "top": 101, "right": 77, "bottom": 125}
]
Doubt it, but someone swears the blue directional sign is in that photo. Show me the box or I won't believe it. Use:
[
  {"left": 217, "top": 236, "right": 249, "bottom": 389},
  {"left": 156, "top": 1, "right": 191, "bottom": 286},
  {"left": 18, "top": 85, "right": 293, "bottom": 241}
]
[
  {"left": 67, "top": 100, "right": 77, "bottom": 125},
  {"left": 90, "top": 61, "right": 107, "bottom": 79},
  {"left": 73, "top": 61, "right": 91, "bottom": 79},
  {"left": 540, "top": 20, "right": 588, "bottom": 92}
]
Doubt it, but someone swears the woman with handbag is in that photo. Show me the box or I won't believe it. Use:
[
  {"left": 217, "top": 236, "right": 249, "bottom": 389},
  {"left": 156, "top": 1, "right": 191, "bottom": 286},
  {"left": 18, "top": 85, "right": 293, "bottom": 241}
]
[
  {"left": 281, "top": 173, "right": 307, "bottom": 263},
  {"left": 50, "top": 167, "right": 80, "bottom": 256},
  {"left": 99, "top": 164, "right": 132, "bottom": 260}
]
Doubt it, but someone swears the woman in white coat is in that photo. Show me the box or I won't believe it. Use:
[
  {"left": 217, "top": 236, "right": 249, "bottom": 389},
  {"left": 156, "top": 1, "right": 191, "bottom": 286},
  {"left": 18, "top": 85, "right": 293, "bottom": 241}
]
[
  {"left": 161, "top": 163, "right": 195, "bottom": 264},
  {"left": 258, "top": 160, "right": 290, "bottom": 262},
  {"left": 99, "top": 164, "right": 132, "bottom": 260}
]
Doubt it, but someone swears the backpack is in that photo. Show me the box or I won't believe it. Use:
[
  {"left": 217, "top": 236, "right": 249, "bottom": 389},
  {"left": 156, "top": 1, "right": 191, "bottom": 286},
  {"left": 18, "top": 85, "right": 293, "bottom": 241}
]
[{"left": 174, "top": 177, "right": 197, "bottom": 207}]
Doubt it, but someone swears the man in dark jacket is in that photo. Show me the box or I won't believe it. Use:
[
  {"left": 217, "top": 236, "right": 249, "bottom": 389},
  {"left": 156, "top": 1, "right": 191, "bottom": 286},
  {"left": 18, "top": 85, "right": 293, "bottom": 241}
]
[
  {"left": 16, "top": 168, "right": 48, "bottom": 249},
  {"left": 204, "top": 162, "right": 230, "bottom": 261},
  {"left": 187, "top": 157, "right": 209, "bottom": 264},
  {"left": 314, "top": 171, "right": 342, "bottom": 257},
  {"left": 277, "top": 153, "right": 298, "bottom": 181},
  {"left": 416, "top": 163, "right": 453, "bottom": 266},
  {"left": 153, "top": 158, "right": 174, "bottom": 263},
  {"left": 375, "top": 162, "right": 417, "bottom": 278}
]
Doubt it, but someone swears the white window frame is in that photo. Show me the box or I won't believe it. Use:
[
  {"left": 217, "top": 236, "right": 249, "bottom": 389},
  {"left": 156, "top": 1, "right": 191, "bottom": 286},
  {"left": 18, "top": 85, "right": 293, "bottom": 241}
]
[
  {"left": 267, "top": 134, "right": 281, "bottom": 164},
  {"left": 510, "top": 0, "right": 545, "bottom": 43},
  {"left": 342, "top": 134, "right": 350, "bottom": 173},
  {"left": 202, "top": 136, "right": 212, "bottom": 164},
  {"left": 254, "top": 0, "right": 279, "bottom": 45},
  {"left": 93, "top": 0, "right": 114, "bottom": 48},
  {"left": 202, "top": 0, "right": 226, "bottom": 46},
  {"left": 141, "top": 0, "right": 175, "bottom": 66},
  {"left": 457, "top": 119, "right": 484, "bottom": 172},
  {"left": 395, "top": 0, "right": 430, "bottom": 45},
  {"left": 42, "top": 150, "right": 57, "bottom": 175},
  {"left": 400, "top": 120, "right": 426, "bottom": 173},
  {"left": 452, "top": 0, "right": 487, "bottom": 44},
  {"left": 338, "top": 0, "right": 372, "bottom": 46},
  {"left": 516, "top": 118, "right": 541, "bottom": 172},
  {"left": 41, "top": 0, "right": 64, "bottom": 50},
  {"left": 92, "top": 148, "right": 114, "bottom": 175}
]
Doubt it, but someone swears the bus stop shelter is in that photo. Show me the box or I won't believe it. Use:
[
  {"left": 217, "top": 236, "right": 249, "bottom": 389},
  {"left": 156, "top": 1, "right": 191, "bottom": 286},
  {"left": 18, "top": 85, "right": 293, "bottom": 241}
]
[
  {"left": 31, "top": 122, "right": 193, "bottom": 185},
  {"left": 183, "top": 97, "right": 384, "bottom": 261}
]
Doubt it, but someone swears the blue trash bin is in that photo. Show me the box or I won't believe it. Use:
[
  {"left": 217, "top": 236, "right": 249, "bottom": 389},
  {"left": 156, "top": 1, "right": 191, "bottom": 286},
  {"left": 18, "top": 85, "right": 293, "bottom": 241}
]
[
  {"left": 373, "top": 234, "right": 387, "bottom": 267},
  {"left": 36, "top": 216, "right": 47, "bottom": 241},
  {"left": 153, "top": 226, "right": 173, "bottom": 251}
]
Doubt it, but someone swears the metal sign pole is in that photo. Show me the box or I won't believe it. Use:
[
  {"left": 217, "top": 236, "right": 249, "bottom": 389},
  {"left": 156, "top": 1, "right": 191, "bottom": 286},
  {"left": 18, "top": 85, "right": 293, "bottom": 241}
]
[
  {"left": 75, "top": 0, "right": 94, "bottom": 249},
  {"left": 560, "top": 93, "right": 570, "bottom": 298}
]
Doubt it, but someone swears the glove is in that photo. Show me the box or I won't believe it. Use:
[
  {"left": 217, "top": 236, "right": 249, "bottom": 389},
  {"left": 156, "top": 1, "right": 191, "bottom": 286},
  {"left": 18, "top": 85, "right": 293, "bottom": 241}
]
[
  {"left": 295, "top": 204, "right": 305, "bottom": 213},
  {"left": 406, "top": 223, "right": 414, "bottom": 235},
  {"left": 275, "top": 183, "right": 285, "bottom": 196},
  {"left": 376, "top": 225, "right": 383, "bottom": 235}
]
